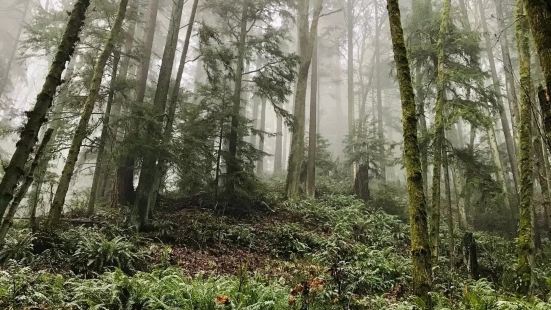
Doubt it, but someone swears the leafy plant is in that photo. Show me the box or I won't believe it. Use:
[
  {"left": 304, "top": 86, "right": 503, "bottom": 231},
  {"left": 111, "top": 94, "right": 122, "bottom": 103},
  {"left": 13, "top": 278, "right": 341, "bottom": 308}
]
[
  {"left": 72, "top": 232, "right": 142, "bottom": 274},
  {"left": 0, "top": 230, "right": 35, "bottom": 264}
]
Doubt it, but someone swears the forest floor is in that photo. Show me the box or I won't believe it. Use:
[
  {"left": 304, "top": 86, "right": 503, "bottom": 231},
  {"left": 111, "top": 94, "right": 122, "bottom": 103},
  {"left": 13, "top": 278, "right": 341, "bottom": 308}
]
[{"left": 0, "top": 182, "right": 550, "bottom": 309}]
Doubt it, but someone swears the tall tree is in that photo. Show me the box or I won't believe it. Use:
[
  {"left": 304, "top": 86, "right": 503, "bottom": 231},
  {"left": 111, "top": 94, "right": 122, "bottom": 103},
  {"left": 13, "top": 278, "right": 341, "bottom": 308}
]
[
  {"left": 117, "top": 0, "right": 161, "bottom": 207},
  {"left": 375, "top": 0, "right": 386, "bottom": 182},
  {"left": 306, "top": 36, "right": 318, "bottom": 197},
  {"left": 387, "top": 0, "right": 432, "bottom": 305},
  {"left": 286, "top": 0, "right": 323, "bottom": 198},
  {"left": 86, "top": 51, "right": 121, "bottom": 215},
  {"left": 0, "top": 0, "right": 91, "bottom": 221},
  {"left": 430, "top": 0, "right": 451, "bottom": 262},
  {"left": 346, "top": 0, "right": 354, "bottom": 138},
  {"left": 48, "top": 0, "right": 130, "bottom": 227},
  {"left": 133, "top": 0, "right": 186, "bottom": 229},
  {"left": 225, "top": 1, "right": 250, "bottom": 195},
  {"left": 515, "top": 0, "right": 535, "bottom": 294}
]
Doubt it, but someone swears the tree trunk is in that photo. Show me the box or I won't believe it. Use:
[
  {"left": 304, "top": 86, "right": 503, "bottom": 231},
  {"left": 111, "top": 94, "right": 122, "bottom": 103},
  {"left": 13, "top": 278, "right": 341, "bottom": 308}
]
[
  {"left": 430, "top": 0, "right": 451, "bottom": 263},
  {"left": 258, "top": 98, "right": 267, "bottom": 175},
  {"left": 286, "top": 0, "right": 323, "bottom": 198},
  {"left": 522, "top": 0, "right": 551, "bottom": 99},
  {"left": 99, "top": 0, "right": 139, "bottom": 203},
  {"left": 515, "top": 0, "right": 535, "bottom": 294},
  {"left": 306, "top": 37, "right": 318, "bottom": 197},
  {"left": 133, "top": 0, "right": 186, "bottom": 229},
  {"left": 0, "top": 0, "right": 91, "bottom": 221},
  {"left": 462, "top": 232, "right": 478, "bottom": 279},
  {"left": 274, "top": 113, "right": 283, "bottom": 174},
  {"left": 442, "top": 145, "right": 454, "bottom": 268},
  {"left": 494, "top": 0, "right": 519, "bottom": 141},
  {"left": 375, "top": 1, "right": 386, "bottom": 182},
  {"left": 354, "top": 163, "right": 370, "bottom": 201},
  {"left": 145, "top": 0, "right": 199, "bottom": 217},
  {"left": 86, "top": 51, "right": 121, "bottom": 216},
  {"left": 226, "top": 3, "right": 249, "bottom": 197},
  {"left": 346, "top": 0, "right": 354, "bottom": 139},
  {"left": 0, "top": 0, "right": 31, "bottom": 98},
  {"left": 488, "top": 126, "right": 514, "bottom": 217},
  {"left": 117, "top": 0, "right": 161, "bottom": 207},
  {"left": 48, "top": 0, "right": 130, "bottom": 227},
  {"left": 478, "top": 0, "right": 519, "bottom": 193},
  {"left": 0, "top": 129, "right": 54, "bottom": 245},
  {"left": 387, "top": 0, "right": 432, "bottom": 304}
]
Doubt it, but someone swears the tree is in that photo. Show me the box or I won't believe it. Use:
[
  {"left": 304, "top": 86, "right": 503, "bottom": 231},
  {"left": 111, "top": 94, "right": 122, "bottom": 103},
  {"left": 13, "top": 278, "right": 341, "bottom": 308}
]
[
  {"left": 117, "top": 0, "right": 161, "bottom": 207},
  {"left": 306, "top": 36, "right": 318, "bottom": 197},
  {"left": 430, "top": 0, "right": 451, "bottom": 262},
  {"left": 522, "top": 0, "right": 551, "bottom": 101},
  {"left": 48, "top": 0, "right": 130, "bottom": 227},
  {"left": 133, "top": 0, "right": 186, "bottom": 230},
  {"left": 0, "top": 0, "right": 91, "bottom": 222},
  {"left": 387, "top": 0, "right": 432, "bottom": 305},
  {"left": 286, "top": 0, "right": 323, "bottom": 198},
  {"left": 515, "top": 0, "right": 535, "bottom": 294}
]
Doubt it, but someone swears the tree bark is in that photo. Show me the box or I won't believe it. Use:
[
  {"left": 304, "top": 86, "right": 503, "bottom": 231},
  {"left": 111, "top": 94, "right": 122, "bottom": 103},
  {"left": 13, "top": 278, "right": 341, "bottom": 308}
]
[
  {"left": 387, "top": 0, "right": 432, "bottom": 304},
  {"left": 515, "top": 0, "right": 535, "bottom": 294},
  {"left": 286, "top": 0, "right": 323, "bottom": 198},
  {"left": 48, "top": 0, "right": 130, "bottom": 227},
  {"left": 133, "top": 0, "right": 186, "bottom": 229},
  {"left": 0, "top": 0, "right": 91, "bottom": 221},
  {"left": 306, "top": 37, "right": 318, "bottom": 197},
  {"left": 522, "top": 0, "right": 551, "bottom": 99}
]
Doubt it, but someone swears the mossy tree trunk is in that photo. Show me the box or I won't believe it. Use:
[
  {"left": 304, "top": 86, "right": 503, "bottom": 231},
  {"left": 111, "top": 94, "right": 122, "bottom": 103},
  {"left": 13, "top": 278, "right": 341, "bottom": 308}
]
[
  {"left": 286, "top": 0, "right": 323, "bottom": 198},
  {"left": 515, "top": 0, "right": 535, "bottom": 294},
  {"left": 522, "top": 0, "right": 551, "bottom": 101},
  {"left": 430, "top": 0, "right": 451, "bottom": 263},
  {"left": 0, "top": 0, "right": 91, "bottom": 222},
  {"left": 387, "top": 0, "right": 432, "bottom": 305},
  {"left": 48, "top": 0, "right": 130, "bottom": 227}
]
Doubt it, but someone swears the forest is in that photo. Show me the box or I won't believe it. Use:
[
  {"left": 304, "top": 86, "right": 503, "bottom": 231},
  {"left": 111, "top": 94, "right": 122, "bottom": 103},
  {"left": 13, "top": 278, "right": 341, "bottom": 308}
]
[{"left": 0, "top": 0, "right": 550, "bottom": 308}]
